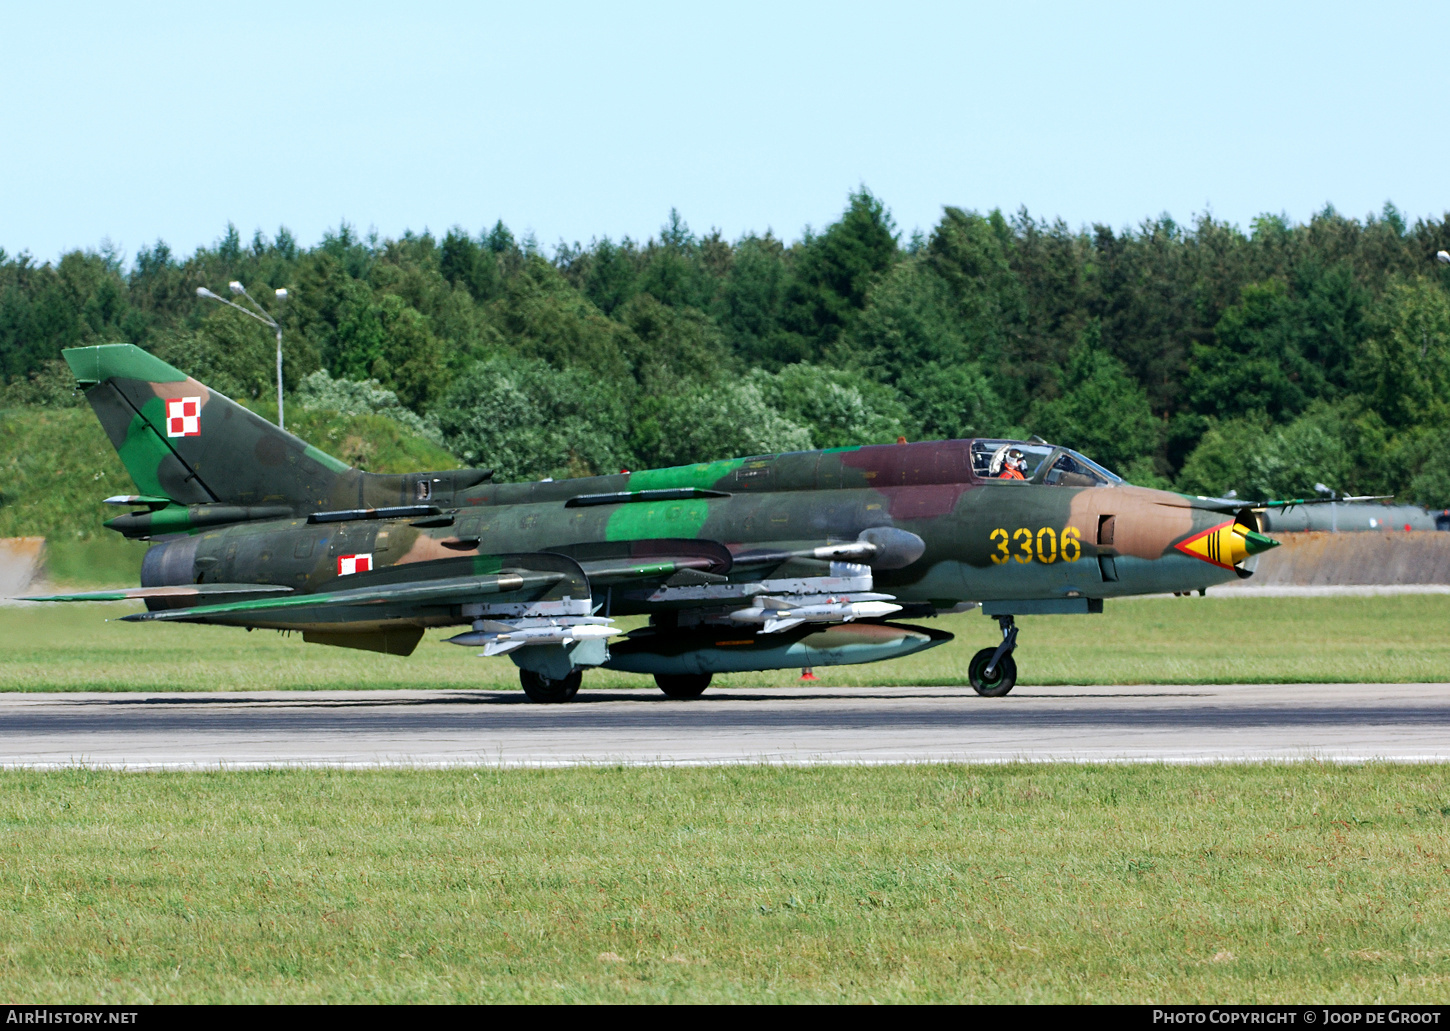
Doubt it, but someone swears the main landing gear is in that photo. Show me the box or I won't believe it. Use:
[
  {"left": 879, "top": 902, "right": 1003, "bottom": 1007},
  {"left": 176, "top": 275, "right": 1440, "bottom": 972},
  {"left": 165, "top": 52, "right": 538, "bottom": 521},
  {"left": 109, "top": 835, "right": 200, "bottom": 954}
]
[
  {"left": 520, "top": 668, "right": 716, "bottom": 702},
  {"left": 968, "top": 615, "right": 1018, "bottom": 697}
]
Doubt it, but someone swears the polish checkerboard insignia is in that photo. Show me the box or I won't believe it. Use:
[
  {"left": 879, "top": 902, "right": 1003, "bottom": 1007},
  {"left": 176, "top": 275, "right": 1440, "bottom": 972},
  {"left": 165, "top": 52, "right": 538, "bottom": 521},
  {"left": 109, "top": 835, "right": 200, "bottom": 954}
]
[
  {"left": 337, "top": 553, "right": 373, "bottom": 576},
  {"left": 166, "top": 397, "right": 201, "bottom": 438}
]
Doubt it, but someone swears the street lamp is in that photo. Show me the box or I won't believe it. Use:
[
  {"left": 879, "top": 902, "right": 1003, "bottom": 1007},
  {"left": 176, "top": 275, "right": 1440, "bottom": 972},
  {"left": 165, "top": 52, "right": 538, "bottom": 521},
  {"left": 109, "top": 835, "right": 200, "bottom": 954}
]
[
  {"left": 196, "top": 282, "right": 290, "bottom": 431},
  {"left": 1437, "top": 250, "right": 1450, "bottom": 265}
]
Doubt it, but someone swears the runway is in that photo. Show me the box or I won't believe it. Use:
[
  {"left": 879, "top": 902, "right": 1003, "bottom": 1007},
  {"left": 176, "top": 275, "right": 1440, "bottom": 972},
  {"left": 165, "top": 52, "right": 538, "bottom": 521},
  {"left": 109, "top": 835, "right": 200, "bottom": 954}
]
[{"left": 0, "top": 682, "right": 1448, "bottom": 768}]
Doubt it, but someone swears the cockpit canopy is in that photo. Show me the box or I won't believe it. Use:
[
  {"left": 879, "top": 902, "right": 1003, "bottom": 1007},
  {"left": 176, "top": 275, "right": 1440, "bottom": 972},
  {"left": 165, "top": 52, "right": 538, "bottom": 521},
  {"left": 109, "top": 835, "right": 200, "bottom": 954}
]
[{"left": 970, "top": 439, "right": 1124, "bottom": 488}]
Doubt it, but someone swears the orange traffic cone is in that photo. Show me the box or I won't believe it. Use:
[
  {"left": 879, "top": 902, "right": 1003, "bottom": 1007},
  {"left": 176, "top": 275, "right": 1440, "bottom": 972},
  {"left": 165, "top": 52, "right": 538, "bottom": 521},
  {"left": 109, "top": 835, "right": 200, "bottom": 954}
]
[{"left": 799, "top": 668, "right": 819, "bottom": 681}]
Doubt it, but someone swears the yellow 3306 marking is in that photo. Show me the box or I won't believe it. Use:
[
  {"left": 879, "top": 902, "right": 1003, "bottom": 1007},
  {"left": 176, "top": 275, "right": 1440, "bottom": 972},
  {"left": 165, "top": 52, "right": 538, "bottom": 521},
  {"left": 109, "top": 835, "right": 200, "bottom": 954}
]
[{"left": 990, "top": 526, "right": 1081, "bottom": 565}]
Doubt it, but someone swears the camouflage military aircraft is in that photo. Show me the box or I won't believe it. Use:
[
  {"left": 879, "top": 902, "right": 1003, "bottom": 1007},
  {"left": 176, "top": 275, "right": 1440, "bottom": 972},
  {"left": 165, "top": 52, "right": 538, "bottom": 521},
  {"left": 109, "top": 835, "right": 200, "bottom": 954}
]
[{"left": 31, "top": 343, "right": 1293, "bottom": 702}]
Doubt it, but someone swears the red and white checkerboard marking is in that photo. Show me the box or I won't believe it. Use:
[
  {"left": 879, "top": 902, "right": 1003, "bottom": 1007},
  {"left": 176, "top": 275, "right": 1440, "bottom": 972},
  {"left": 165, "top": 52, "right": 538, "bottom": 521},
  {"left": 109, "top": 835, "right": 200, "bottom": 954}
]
[
  {"left": 337, "top": 553, "right": 373, "bottom": 576},
  {"left": 166, "top": 397, "right": 201, "bottom": 437}
]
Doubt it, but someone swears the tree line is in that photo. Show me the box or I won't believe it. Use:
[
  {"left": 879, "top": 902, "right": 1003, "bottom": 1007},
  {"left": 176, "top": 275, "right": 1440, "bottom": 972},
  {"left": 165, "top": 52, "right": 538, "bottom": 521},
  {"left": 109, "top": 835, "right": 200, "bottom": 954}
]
[{"left": 3, "top": 191, "right": 1450, "bottom": 505}]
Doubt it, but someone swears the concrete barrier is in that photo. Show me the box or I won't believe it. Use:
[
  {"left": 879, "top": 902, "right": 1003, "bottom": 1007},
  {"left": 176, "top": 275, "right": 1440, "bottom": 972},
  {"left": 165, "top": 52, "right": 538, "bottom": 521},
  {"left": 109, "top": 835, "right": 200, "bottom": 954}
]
[
  {"left": 0, "top": 538, "right": 46, "bottom": 597},
  {"left": 1242, "top": 531, "right": 1450, "bottom": 586}
]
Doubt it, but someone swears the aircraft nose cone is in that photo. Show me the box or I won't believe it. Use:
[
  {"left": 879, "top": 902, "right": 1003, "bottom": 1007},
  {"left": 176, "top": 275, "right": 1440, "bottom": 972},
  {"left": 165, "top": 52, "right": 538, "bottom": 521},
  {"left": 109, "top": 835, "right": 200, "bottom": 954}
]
[
  {"left": 1174, "top": 520, "right": 1279, "bottom": 570},
  {"left": 1241, "top": 529, "right": 1279, "bottom": 556}
]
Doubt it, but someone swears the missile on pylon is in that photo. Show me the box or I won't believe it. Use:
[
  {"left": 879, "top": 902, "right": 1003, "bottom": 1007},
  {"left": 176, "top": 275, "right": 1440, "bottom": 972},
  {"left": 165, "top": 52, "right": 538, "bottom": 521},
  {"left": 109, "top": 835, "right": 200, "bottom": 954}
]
[
  {"left": 445, "top": 617, "right": 616, "bottom": 656},
  {"left": 728, "top": 593, "right": 903, "bottom": 633}
]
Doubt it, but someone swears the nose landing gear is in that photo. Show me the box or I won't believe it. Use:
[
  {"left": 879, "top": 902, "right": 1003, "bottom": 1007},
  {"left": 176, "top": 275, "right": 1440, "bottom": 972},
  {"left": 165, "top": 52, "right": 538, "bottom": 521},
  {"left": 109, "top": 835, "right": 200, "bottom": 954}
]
[{"left": 968, "top": 615, "right": 1018, "bottom": 697}]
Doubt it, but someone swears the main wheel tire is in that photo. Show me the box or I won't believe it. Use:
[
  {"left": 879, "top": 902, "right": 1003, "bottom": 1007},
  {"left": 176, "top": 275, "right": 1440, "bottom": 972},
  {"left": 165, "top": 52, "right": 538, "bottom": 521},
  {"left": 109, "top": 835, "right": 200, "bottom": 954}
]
[
  {"left": 519, "top": 667, "right": 582, "bottom": 703},
  {"left": 655, "top": 672, "right": 712, "bottom": 699},
  {"left": 968, "top": 647, "right": 1017, "bottom": 697}
]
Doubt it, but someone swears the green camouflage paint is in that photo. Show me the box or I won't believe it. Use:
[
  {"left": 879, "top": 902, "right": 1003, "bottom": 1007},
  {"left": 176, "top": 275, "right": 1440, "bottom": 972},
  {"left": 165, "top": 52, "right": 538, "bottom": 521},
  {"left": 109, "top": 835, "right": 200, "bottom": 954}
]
[{"left": 604, "top": 499, "right": 712, "bottom": 541}]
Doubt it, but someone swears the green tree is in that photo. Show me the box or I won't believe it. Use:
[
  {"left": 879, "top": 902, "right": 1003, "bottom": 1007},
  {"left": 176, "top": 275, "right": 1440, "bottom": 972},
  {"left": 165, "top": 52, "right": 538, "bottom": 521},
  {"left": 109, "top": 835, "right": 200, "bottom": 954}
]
[
  {"left": 1175, "top": 404, "right": 1384, "bottom": 500},
  {"left": 896, "top": 361, "right": 1003, "bottom": 441},
  {"left": 718, "top": 234, "right": 788, "bottom": 368},
  {"left": 616, "top": 294, "right": 732, "bottom": 385},
  {"left": 1356, "top": 278, "right": 1450, "bottom": 430},
  {"left": 439, "top": 227, "right": 502, "bottom": 303},
  {"left": 747, "top": 364, "right": 909, "bottom": 448},
  {"left": 1408, "top": 428, "right": 1450, "bottom": 508},
  {"left": 843, "top": 258, "right": 967, "bottom": 373},
  {"left": 635, "top": 210, "right": 716, "bottom": 312},
  {"left": 330, "top": 292, "right": 448, "bottom": 410},
  {"left": 434, "top": 357, "right": 632, "bottom": 482},
  {"left": 1240, "top": 408, "right": 1356, "bottom": 500},
  {"left": 1188, "top": 279, "right": 1322, "bottom": 422},
  {"left": 576, "top": 237, "right": 640, "bottom": 316},
  {"left": 779, "top": 190, "right": 898, "bottom": 359},
  {"left": 484, "top": 256, "right": 633, "bottom": 382},
  {"left": 1029, "top": 323, "right": 1159, "bottom": 476},
  {"left": 1174, "top": 416, "right": 1268, "bottom": 498},
  {"left": 639, "top": 379, "right": 813, "bottom": 468},
  {"left": 295, "top": 369, "right": 443, "bottom": 444}
]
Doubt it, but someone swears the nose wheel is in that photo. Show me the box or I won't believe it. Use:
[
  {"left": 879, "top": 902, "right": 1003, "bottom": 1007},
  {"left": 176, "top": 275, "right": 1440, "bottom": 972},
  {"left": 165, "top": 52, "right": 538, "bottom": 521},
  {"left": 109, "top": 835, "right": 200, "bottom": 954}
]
[{"left": 968, "top": 616, "right": 1018, "bottom": 697}]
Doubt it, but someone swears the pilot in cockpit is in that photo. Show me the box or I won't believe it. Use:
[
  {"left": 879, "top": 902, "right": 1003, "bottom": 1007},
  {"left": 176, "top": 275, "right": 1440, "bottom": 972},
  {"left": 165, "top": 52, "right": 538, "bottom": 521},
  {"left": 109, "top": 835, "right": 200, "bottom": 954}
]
[{"left": 990, "top": 446, "right": 1028, "bottom": 480}]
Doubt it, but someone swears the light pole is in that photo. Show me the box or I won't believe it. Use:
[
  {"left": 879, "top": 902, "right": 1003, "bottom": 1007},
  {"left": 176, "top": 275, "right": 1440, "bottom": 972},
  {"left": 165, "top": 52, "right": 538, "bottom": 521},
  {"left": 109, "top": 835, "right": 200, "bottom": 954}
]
[{"left": 196, "top": 282, "right": 290, "bottom": 431}]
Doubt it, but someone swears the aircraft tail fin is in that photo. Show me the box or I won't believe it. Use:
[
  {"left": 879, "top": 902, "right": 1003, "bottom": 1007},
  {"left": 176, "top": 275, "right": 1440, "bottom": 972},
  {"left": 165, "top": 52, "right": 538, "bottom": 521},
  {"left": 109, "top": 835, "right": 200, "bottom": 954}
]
[{"left": 63, "top": 344, "right": 353, "bottom": 510}]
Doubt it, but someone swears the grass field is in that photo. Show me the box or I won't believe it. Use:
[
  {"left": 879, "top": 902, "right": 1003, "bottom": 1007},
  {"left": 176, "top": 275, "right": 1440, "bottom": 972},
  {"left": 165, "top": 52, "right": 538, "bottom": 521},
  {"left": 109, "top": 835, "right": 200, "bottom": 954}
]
[
  {"left": 1, "top": 763, "right": 1448, "bottom": 1003},
  {"left": 2, "top": 594, "right": 1448, "bottom": 691}
]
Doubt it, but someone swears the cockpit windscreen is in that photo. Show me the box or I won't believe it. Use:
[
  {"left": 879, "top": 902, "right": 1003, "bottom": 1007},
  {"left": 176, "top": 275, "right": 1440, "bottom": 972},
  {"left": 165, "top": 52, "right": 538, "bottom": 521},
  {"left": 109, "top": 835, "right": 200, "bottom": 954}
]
[
  {"left": 971, "top": 440, "right": 1124, "bottom": 487},
  {"left": 1041, "top": 449, "right": 1123, "bottom": 487},
  {"left": 971, "top": 441, "right": 1054, "bottom": 481}
]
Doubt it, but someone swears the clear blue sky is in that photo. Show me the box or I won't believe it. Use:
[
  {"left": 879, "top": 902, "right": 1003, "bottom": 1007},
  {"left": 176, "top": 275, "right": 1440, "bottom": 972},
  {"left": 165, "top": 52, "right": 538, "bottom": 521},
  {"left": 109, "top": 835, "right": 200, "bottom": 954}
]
[{"left": 3, "top": 1, "right": 1447, "bottom": 264}]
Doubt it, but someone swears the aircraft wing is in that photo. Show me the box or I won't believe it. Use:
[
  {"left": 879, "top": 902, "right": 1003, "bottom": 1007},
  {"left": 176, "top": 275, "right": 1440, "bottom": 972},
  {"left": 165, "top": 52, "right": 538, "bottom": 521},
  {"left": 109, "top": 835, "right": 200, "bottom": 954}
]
[{"left": 122, "top": 553, "right": 590, "bottom": 627}]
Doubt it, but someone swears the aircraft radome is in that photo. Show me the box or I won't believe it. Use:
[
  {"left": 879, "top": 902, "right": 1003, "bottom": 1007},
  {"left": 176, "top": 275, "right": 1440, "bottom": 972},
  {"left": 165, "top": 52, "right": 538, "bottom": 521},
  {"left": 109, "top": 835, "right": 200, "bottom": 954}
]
[{"left": 30, "top": 344, "right": 1351, "bottom": 703}]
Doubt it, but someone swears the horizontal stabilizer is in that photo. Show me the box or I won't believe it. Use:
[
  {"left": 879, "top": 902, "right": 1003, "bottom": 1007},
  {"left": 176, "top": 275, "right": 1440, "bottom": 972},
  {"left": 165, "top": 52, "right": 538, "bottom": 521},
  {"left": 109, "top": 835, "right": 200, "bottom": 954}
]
[{"left": 20, "top": 583, "right": 294, "bottom": 603}]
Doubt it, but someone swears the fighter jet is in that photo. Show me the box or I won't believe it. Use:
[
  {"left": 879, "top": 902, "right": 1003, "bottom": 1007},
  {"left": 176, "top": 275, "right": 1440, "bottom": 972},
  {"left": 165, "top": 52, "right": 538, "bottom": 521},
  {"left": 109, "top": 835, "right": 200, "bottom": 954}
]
[{"left": 30, "top": 344, "right": 1301, "bottom": 701}]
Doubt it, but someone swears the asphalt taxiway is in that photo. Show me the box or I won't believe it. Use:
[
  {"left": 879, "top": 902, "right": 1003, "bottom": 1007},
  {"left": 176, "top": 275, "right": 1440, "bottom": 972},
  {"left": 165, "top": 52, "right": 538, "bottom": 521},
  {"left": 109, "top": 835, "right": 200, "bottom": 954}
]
[{"left": 0, "top": 682, "right": 1447, "bottom": 768}]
